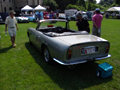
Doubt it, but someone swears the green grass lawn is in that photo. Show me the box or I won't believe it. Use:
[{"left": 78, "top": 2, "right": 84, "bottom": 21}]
[{"left": 0, "top": 19, "right": 120, "bottom": 90}]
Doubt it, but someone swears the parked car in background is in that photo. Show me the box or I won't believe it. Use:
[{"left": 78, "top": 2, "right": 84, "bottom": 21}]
[
  {"left": 86, "top": 11, "right": 94, "bottom": 21},
  {"left": 43, "top": 12, "right": 49, "bottom": 19},
  {"left": 82, "top": 12, "right": 89, "bottom": 20},
  {"left": 70, "top": 14, "right": 77, "bottom": 21},
  {"left": 0, "top": 15, "right": 4, "bottom": 24},
  {"left": 24, "top": 14, "right": 36, "bottom": 22},
  {"left": 0, "top": 12, "right": 9, "bottom": 24},
  {"left": 58, "top": 14, "right": 71, "bottom": 21},
  {"left": 65, "top": 9, "right": 78, "bottom": 21},
  {"left": 27, "top": 19, "right": 111, "bottom": 65},
  {"left": 44, "top": 14, "right": 49, "bottom": 19},
  {"left": 70, "top": 12, "right": 89, "bottom": 21},
  {"left": 16, "top": 16, "right": 29, "bottom": 23},
  {"left": 65, "top": 9, "right": 78, "bottom": 17}
]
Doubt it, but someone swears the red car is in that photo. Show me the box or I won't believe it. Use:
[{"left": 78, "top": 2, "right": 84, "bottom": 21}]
[
  {"left": 43, "top": 12, "right": 49, "bottom": 19},
  {"left": 44, "top": 14, "right": 49, "bottom": 19}
]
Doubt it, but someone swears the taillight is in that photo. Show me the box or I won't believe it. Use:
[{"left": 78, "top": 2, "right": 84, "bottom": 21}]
[
  {"left": 106, "top": 44, "right": 110, "bottom": 53},
  {"left": 67, "top": 48, "right": 72, "bottom": 60}
]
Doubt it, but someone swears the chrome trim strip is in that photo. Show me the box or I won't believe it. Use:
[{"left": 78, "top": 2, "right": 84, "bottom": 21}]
[
  {"left": 53, "top": 54, "right": 111, "bottom": 65},
  {"left": 95, "top": 54, "right": 111, "bottom": 60},
  {"left": 53, "top": 58, "right": 87, "bottom": 65}
]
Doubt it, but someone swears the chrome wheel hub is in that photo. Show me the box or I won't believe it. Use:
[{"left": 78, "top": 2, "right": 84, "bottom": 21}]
[{"left": 44, "top": 48, "right": 49, "bottom": 62}]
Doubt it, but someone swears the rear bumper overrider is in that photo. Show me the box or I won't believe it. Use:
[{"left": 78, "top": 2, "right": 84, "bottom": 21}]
[{"left": 53, "top": 54, "right": 111, "bottom": 65}]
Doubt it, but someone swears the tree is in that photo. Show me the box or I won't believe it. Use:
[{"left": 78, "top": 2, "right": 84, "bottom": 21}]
[
  {"left": 86, "top": 0, "right": 96, "bottom": 3},
  {"left": 43, "top": 0, "right": 100, "bottom": 11},
  {"left": 77, "top": 0, "right": 86, "bottom": 9},
  {"left": 87, "top": 3, "right": 99, "bottom": 10},
  {"left": 99, "top": 0, "right": 114, "bottom": 6},
  {"left": 116, "top": 0, "right": 120, "bottom": 5},
  {"left": 66, "top": 4, "right": 80, "bottom": 10},
  {"left": 55, "top": 0, "right": 79, "bottom": 10},
  {"left": 87, "top": 3, "right": 91, "bottom": 10},
  {"left": 43, "top": 0, "right": 58, "bottom": 10}
]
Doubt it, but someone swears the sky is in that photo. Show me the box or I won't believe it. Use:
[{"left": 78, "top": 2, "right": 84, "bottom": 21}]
[{"left": 96, "top": 0, "right": 100, "bottom": 3}]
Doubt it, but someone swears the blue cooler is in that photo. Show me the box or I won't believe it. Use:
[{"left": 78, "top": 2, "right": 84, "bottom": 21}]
[{"left": 96, "top": 62, "right": 113, "bottom": 78}]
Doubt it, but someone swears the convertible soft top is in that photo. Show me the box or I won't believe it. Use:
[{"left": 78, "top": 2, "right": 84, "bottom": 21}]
[{"left": 44, "top": 31, "right": 89, "bottom": 37}]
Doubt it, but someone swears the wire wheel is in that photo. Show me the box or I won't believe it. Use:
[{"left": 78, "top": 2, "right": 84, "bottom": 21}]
[{"left": 43, "top": 46, "right": 52, "bottom": 64}]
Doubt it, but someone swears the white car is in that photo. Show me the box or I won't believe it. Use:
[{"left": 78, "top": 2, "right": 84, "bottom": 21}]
[{"left": 16, "top": 16, "right": 29, "bottom": 23}]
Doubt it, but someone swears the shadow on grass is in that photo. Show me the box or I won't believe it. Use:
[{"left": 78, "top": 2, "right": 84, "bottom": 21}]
[
  {"left": 25, "top": 42, "right": 113, "bottom": 90},
  {"left": 0, "top": 45, "right": 12, "bottom": 53}
]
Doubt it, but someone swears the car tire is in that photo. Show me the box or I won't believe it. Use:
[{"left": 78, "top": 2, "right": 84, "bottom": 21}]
[{"left": 43, "top": 46, "right": 52, "bottom": 64}]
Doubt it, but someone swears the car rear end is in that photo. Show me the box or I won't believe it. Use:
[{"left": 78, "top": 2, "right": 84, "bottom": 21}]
[
  {"left": 53, "top": 35, "right": 111, "bottom": 65},
  {"left": 66, "top": 41, "right": 110, "bottom": 63}
]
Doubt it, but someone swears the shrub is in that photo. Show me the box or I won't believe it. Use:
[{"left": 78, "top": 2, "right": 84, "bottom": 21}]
[{"left": 66, "top": 4, "right": 80, "bottom": 10}]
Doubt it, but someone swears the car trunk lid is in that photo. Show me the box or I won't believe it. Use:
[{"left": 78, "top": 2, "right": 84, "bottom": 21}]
[
  {"left": 56, "top": 34, "right": 109, "bottom": 61},
  {"left": 58, "top": 34, "right": 107, "bottom": 45}
]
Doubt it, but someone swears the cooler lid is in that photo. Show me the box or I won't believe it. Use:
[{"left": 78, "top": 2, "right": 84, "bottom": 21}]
[{"left": 98, "top": 62, "right": 113, "bottom": 72}]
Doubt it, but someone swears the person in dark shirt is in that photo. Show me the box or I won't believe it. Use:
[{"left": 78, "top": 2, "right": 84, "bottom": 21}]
[{"left": 76, "top": 12, "right": 90, "bottom": 33}]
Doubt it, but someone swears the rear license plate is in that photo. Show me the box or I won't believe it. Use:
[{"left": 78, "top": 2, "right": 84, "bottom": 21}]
[
  {"left": 85, "top": 47, "right": 95, "bottom": 54},
  {"left": 81, "top": 46, "right": 97, "bottom": 55}
]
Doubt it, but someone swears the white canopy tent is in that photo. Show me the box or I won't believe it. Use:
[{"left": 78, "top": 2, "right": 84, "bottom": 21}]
[
  {"left": 21, "top": 5, "right": 33, "bottom": 11},
  {"left": 34, "top": 5, "right": 46, "bottom": 11},
  {"left": 107, "top": 7, "right": 120, "bottom": 14}
]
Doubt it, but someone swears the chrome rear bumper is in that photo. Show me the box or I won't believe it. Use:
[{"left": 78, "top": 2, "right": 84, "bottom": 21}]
[{"left": 53, "top": 54, "right": 111, "bottom": 65}]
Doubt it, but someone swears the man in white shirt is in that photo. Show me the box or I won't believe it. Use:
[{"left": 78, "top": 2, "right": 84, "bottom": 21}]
[{"left": 5, "top": 10, "right": 18, "bottom": 48}]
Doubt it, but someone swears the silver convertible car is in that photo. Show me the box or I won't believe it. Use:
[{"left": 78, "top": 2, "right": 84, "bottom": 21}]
[{"left": 27, "top": 19, "right": 111, "bottom": 65}]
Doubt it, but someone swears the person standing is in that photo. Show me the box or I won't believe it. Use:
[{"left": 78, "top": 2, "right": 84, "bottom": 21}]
[
  {"left": 56, "top": 12, "right": 59, "bottom": 18},
  {"left": 92, "top": 8, "right": 103, "bottom": 37},
  {"left": 5, "top": 10, "right": 18, "bottom": 48},
  {"left": 37, "top": 11, "right": 41, "bottom": 21},
  {"left": 105, "top": 12, "right": 109, "bottom": 19},
  {"left": 76, "top": 12, "right": 90, "bottom": 33},
  {"left": 112, "top": 12, "right": 116, "bottom": 19},
  {"left": 34, "top": 12, "right": 38, "bottom": 22}
]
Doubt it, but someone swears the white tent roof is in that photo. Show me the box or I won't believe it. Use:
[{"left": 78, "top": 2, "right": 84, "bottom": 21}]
[
  {"left": 34, "top": 5, "right": 46, "bottom": 11},
  {"left": 21, "top": 5, "right": 33, "bottom": 11},
  {"left": 107, "top": 7, "right": 120, "bottom": 12}
]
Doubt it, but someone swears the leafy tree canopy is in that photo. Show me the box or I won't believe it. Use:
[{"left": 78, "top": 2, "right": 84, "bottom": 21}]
[{"left": 43, "top": 0, "right": 119, "bottom": 12}]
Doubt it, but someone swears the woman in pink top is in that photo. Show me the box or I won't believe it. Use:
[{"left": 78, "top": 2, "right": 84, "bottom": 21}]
[{"left": 92, "top": 8, "right": 103, "bottom": 37}]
